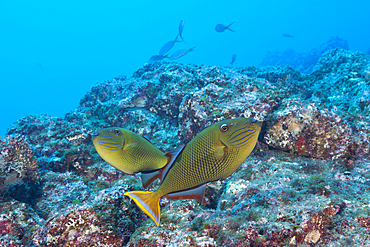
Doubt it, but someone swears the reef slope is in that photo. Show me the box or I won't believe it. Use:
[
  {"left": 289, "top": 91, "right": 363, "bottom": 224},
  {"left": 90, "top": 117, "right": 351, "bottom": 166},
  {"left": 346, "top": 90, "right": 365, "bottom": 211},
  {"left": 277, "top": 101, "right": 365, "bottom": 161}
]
[{"left": 1, "top": 48, "right": 370, "bottom": 246}]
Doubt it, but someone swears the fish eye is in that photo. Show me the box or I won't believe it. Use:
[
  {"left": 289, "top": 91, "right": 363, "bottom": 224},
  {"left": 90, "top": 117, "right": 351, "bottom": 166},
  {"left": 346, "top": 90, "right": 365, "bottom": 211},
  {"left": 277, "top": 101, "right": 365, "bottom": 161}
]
[
  {"left": 114, "top": 129, "right": 121, "bottom": 135},
  {"left": 220, "top": 124, "right": 229, "bottom": 132}
]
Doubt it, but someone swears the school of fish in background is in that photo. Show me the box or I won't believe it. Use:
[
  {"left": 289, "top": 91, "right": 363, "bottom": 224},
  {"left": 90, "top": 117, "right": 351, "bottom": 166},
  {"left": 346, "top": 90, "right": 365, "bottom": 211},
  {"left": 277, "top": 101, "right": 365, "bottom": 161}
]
[
  {"left": 2, "top": 15, "right": 370, "bottom": 246},
  {"left": 150, "top": 20, "right": 239, "bottom": 65},
  {"left": 149, "top": 20, "right": 294, "bottom": 67}
]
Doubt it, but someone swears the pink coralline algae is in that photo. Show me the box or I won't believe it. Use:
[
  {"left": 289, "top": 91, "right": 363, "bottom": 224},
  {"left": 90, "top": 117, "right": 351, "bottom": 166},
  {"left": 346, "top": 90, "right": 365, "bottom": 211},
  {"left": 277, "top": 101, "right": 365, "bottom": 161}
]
[
  {"left": 32, "top": 207, "right": 126, "bottom": 246},
  {"left": 0, "top": 199, "right": 44, "bottom": 246},
  {"left": 0, "top": 135, "right": 39, "bottom": 194},
  {"left": 265, "top": 100, "right": 352, "bottom": 159}
]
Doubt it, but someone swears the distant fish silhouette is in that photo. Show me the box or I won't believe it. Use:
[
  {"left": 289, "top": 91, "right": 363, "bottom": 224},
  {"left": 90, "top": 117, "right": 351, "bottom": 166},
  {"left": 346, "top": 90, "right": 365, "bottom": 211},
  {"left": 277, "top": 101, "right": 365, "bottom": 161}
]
[
  {"left": 282, "top": 33, "right": 294, "bottom": 38},
  {"left": 32, "top": 59, "right": 44, "bottom": 71},
  {"left": 215, "top": 22, "right": 235, "bottom": 32},
  {"left": 169, "top": 47, "right": 195, "bottom": 60},
  {"left": 149, "top": 54, "right": 168, "bottom": 62},
  {"left": 159, "top": 35, "right": 181, "bottom": 55},
  {"left": 179, "top": 20, "right": 186, "bottom": 42},
  {"left": 230, "top": 54, "right": 236, "bottom": 65}
]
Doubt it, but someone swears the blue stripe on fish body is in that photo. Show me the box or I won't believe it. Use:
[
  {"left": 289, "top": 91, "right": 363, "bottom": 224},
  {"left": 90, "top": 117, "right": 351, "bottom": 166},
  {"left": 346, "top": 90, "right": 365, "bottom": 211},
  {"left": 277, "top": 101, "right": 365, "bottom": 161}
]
[
  {"left": 99, "top": 137, "right": 120, "bottom": 142},
  {"left": 229, "top": 129, "right": 254, "bottom": 142},
  {"left": 232, "top": 135, "right": 255, "bottom": 148}
]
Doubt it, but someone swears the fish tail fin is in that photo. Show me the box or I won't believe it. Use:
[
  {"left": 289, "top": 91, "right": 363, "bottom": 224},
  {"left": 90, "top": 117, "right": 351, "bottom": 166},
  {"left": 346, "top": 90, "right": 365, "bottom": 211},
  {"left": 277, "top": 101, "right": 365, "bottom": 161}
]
[
  {"left": 179, "top": 33, "right": 187, "bottom": 44},
  {"left": 124, "top": 191, "right": 161, "bottom": 226},
  {"left": 227, "top": 22, "right": 235, "bottom": 32}
]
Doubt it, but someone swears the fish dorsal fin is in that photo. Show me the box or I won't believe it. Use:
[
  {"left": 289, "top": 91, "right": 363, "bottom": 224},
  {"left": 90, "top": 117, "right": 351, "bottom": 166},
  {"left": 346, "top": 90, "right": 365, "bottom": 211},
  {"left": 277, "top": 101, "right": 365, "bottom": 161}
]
[
  {"left": 160, "top": 146, "right": 185, "bottom": 183},
  {"left": 123, "top": 142, "right": 137, "bottom": 151},
  {"left": 140, "top": 168, "right": 162, "bottom": 188},
  {"left": 215, "top": 141, "right": 228, "bottom": 161},
  {"left": 143, "top": 134, "right": 152, "bottom": 143},
  {"left": 165, "top": 183, "right": 207, "bottom": 204}
]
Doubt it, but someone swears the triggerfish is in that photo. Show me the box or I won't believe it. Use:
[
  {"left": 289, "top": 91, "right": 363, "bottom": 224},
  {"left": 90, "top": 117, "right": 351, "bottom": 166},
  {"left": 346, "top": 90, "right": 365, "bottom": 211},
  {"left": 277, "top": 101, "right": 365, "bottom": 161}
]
[
  {"left": 125, "top": 118, "right": 261, "bottom": 226},
  {"left": 215, "top": 22, "right": 235, "bottom": 32},
  {"left": 92, "top": 128, "right": 168, "bottom": 188}
]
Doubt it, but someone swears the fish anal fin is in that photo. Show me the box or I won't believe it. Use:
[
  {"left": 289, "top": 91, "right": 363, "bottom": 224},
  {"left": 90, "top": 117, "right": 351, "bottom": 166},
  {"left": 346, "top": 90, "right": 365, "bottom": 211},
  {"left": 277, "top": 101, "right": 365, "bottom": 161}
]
[
  {"left": 165, "top": 183, "right": 207, "bottom": 204},
  {"left": 123, "top": 142, "right": 137, "bottom": 151},
  {"left": 124, "top": 191, "right": 161, "bottom": 226},
  {"left": 141, "top": 169, "right": 161, "bottom": 188},
  {"left": 161, "top": 146, "right": 185, "bottom": 182}
]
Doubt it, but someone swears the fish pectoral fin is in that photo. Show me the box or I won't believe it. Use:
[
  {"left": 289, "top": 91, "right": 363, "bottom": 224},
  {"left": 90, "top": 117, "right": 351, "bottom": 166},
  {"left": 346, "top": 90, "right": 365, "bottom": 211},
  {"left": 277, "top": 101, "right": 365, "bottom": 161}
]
[
  {"left": 123, "top": 142, "right": 137, "bottom": 151},
  {"left": 124, "top": 191, "right": 161, "bottom": 226},
  {"left": 141, "top": 169, "right": 161, "bottom": 188},
  {"left": 165, "top": 183, "right": 207, "bottom": 204},
  {"left": 215, "top": 145, "right": 228, "bottom": 161}
]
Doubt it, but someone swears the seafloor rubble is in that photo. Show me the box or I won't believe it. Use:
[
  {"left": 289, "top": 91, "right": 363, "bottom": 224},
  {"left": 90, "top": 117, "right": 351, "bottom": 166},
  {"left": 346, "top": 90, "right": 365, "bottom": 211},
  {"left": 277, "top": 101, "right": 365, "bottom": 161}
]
[{"left": 1, "top": 48, "right": 370, "bottom": 246}]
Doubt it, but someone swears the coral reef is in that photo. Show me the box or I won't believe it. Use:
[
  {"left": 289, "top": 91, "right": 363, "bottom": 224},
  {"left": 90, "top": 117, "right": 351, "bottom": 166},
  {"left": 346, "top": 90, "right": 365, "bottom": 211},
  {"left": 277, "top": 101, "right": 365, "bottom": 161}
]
[{"left": 1, "top": 46, "right": 370, "bottom": 246}]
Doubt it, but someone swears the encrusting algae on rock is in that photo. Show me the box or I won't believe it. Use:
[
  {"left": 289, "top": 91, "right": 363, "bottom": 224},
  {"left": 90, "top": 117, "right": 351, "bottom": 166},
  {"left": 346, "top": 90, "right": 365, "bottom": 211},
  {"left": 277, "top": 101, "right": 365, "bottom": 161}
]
[
  {"left": 125, "top": 118, "right": 261, "bottom": 226},
  {"left": 3, "top": 46, "right": 370, "bottom": 245}
]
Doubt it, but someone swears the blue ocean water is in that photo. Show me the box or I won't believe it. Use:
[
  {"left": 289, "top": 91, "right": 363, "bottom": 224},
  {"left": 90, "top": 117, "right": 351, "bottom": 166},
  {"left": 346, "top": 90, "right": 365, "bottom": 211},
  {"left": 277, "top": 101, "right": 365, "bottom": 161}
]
[{"left": 1, "top": 0, "right": 369, "bottom": 136}]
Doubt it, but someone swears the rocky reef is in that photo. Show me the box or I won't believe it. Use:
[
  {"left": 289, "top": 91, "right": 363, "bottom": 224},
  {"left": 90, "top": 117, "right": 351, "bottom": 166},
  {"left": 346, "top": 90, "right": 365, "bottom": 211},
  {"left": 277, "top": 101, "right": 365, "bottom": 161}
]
[
  {"left": 1, "top": 47, "right": 370, "bottom": 246},
  {"left": 260, "top": 36, "right": 349, "bottom": 74}
]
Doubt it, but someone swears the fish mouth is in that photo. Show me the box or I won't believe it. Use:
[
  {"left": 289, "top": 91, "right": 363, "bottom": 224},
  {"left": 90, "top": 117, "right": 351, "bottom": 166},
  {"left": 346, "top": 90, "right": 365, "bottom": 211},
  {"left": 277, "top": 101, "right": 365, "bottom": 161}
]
[
  {"left": 94, "top": 134, "right": 121, "bottom": 151},
  {"left": 226, "top": 121, "right": 260, "bottom": 148}
]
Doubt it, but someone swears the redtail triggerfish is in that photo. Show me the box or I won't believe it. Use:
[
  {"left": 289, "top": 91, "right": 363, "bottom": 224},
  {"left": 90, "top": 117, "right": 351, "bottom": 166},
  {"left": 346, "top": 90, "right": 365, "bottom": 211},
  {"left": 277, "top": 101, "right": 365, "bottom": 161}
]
[
  {"left": 125, "top": 118, "right": 261, "bottom": 226},
  {"left": 92, "top": 128, "right": 168, "bottom": 188}
]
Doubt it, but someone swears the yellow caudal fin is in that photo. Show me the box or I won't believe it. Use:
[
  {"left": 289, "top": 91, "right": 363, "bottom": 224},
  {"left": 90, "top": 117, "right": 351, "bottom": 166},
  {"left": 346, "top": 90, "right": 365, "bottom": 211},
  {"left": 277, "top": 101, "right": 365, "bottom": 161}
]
[{"left": 124, "top": 191, "right": 161, "bottom": 226}]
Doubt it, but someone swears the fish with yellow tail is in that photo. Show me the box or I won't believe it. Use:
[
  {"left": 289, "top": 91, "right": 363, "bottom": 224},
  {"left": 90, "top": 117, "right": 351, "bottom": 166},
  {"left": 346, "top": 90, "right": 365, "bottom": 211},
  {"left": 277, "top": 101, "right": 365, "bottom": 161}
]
[
  {"left": 92, "top": 128, "right": 168, "bottom": 188},
  {"left": 124, "top": 118, "right": 261, "bottom": 226}
]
